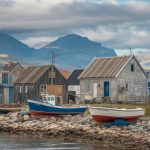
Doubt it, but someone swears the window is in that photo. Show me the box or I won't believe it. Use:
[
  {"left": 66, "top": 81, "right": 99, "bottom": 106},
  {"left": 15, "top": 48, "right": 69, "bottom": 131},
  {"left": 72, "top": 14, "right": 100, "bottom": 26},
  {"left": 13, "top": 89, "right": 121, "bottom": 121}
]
[
  {"left": 40, "top": 84, "right": 47, "bottom": 93},
  {"left": 148, "top": 82, "right": 150, "bottom": 88},
  {"left": 131, "top": 64, "right": 135, "bottom": 72},
  {"left": 51, "top": 97, "right": 54, "bottom": 101},
  {"left": 147, "top": 81, "right": 150, "bottom": 94},
  {"left": 2, "top": 74, "right": 8, "bottom": 84},
  {"left": 148, "top": 88, "right": 150, "bottom": 95},
  {"left": 49, "top": 72, "right": 55, "bottom": 78}
]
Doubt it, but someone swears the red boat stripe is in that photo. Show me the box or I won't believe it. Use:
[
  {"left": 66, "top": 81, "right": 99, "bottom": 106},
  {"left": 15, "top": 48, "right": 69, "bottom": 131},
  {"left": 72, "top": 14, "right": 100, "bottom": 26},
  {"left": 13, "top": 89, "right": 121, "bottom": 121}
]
[{"left": 92, "top": 115, "right": 143, "bottom": 123}]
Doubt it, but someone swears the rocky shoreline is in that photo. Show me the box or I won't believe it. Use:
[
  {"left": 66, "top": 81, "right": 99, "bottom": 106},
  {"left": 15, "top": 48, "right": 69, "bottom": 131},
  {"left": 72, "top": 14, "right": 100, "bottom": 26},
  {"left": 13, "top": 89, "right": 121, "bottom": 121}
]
[{"left": 0, "top": 112, "right": 150, "bottom": 150}]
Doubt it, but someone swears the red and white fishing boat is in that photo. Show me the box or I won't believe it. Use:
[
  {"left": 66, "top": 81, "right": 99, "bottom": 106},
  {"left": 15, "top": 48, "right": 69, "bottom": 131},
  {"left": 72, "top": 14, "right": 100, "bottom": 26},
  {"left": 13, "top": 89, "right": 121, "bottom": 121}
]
[{"left": 89, "top": 106, "right": 145, "bottom": 123}]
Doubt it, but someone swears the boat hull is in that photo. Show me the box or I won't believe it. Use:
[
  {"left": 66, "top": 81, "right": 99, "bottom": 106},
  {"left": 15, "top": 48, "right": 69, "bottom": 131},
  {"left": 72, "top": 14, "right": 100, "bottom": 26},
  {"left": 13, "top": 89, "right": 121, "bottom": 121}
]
[
  {"left": 89, "top": 107, "right": 144, "bottom": 123},
  {"left": 92, "top": 115, "right": 143, "bottom": 123},
  {"left": 28, "top": 99, "right": 86, "bottom": 115}
]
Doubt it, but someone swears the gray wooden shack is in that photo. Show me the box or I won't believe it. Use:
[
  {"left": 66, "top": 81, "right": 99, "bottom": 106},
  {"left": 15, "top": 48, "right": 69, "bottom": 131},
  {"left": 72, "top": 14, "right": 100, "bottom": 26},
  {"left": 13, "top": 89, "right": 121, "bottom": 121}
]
[
  {"left": 66, "top": 69, "right": 83, "bottom": 102},
  {"left": 14, "top": 65, "right": 66, "bottom": 103},
  {"left": 0, "top": 62, "right": 24, "bottom": 103},
  {"left": 78, "top": 55, "right": 148, "bottom": 103}
]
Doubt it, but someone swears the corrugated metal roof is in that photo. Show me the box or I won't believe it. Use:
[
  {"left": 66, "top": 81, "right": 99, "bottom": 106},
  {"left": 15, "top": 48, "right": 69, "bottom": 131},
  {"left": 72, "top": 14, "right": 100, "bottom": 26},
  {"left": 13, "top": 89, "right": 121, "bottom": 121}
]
[
  {"left": 15, "top": 65, "right": 51, "bottom": 84},
  {"left": 79, "top": 55, "right": 132, "bottom": 79}
]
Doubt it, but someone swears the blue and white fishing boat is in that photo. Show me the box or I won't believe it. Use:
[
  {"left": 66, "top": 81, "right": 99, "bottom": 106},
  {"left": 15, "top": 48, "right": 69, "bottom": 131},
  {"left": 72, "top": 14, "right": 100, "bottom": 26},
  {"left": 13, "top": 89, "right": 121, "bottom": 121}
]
[{"left": 28, "top": 94, "right": 86, "bottom": 115}]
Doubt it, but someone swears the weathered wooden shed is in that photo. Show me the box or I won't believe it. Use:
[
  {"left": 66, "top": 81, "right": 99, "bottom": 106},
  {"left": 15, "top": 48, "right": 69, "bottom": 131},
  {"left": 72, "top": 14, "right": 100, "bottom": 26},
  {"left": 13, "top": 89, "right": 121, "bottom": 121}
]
[
  {"left": 14, "top": 65, "right": 67, "bottom": 103},
  {"left": 66, "top": 69, "right": 83, "bottom": 102},
  {"left": 78, "top": 55, "right": 148, "bottom": 103},
  {"left": 0, "top": 62, "right": 24, "bottom": 104}
]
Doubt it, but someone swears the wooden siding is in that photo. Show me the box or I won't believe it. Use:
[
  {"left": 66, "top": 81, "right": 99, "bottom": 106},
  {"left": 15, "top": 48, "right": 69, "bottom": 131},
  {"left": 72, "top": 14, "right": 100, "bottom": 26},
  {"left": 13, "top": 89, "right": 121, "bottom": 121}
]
[
  {"left": 14, "top": 66, "right": 67, "bottom": 103},
  {"left": 46, "top": 85, "right": 66, "bottom": 103},
  {"left": 80, "top": 57, "right": 148, "bottom": 103},
  {"left": 80, "top": 78, "right": 117, "bottom": 102},
  {"left": 14, "top": 84, "right": 40, "bottom": 103},
  {"left": 117, "top": 57, "right": 148, "bottom": 103}
]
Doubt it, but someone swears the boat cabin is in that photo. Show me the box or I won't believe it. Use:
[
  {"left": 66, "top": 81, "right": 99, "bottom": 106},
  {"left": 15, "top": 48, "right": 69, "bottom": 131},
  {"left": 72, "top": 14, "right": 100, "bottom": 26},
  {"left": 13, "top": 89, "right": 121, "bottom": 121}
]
[{"left": 41, "top": 94, "right": 62, "bottom": 106}]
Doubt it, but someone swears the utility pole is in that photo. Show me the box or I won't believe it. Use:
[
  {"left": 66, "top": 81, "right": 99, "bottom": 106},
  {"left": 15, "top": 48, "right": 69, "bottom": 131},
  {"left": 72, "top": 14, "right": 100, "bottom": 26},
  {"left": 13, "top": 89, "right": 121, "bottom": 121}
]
[
  {"left": 129, "top": 48, "right": 132, "bottom": 55},
  {"left": 51, "top": 50, "right": 55, "bottom": 85}
]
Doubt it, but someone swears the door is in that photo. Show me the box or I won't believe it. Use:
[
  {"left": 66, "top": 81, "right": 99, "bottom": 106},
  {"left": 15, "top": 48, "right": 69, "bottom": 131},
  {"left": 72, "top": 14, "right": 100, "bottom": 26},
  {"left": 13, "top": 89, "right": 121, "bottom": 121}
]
[
  {"left": 93, "top": 83, "right": 98, "bottom": 98},
  {"left": 104, "top": 81, "right": 109, "bottom": 97},
  {"left": 68, "top": 91, "right": 76, "bottom": 103},
  {"left": 9, "top": 87, "right": 14, "bottom": 103}
]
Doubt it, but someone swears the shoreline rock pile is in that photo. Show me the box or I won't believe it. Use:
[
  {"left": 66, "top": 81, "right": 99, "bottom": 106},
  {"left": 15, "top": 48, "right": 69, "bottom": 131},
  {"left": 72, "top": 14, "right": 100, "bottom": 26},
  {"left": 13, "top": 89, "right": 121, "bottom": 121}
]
[{"left": 0, "top": 112, "right": 150, "bottom": 150}]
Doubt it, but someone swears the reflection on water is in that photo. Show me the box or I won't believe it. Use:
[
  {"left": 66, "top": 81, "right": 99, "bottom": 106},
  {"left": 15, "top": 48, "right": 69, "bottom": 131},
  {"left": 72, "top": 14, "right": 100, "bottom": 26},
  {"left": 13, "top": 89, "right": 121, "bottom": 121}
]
[{"left": 0, "top": 132, "right": 106, "bottom": 150}]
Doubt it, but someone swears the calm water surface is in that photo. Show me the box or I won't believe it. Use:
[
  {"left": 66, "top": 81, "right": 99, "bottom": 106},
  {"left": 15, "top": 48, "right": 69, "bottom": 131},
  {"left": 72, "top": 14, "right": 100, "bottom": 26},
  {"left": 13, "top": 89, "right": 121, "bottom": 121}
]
[{"left": 0, "top": 132, "right": 107, "bottom": 150}]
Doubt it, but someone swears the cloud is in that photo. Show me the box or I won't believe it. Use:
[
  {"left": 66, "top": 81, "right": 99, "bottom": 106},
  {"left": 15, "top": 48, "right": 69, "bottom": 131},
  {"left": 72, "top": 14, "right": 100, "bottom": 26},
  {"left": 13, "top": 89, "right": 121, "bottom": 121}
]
[
  {"left": 0, "top": 0, "right": 150, "bottom": 52},
  {"left": 21, "top": 36, "right": 57, "bottom": 47},
  {"left": 76, "top": 21, "right": 150, "bottom": 49},
  {"left": 0, "top": 54, "right": 9, "bottom": 58},
  {"left": 0, "top": 0, "right": 150, "bottom": 33}
]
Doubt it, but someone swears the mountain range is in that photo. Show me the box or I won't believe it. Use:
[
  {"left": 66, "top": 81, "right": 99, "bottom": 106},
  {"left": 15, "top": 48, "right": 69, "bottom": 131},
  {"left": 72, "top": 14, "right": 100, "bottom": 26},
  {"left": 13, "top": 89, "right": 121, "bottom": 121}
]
[{"left": 0, "top": 33, "right": 116, "bottom": 69}]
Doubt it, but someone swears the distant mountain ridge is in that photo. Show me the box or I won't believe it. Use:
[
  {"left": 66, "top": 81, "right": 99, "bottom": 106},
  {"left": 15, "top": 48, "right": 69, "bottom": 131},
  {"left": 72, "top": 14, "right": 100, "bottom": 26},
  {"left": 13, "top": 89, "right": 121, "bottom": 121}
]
[
  {"left": 0, "top": 33, "right": 35, "bottom": 59},
  {"left": 0, "top": 33, "right": 117, "bottom": 69}
]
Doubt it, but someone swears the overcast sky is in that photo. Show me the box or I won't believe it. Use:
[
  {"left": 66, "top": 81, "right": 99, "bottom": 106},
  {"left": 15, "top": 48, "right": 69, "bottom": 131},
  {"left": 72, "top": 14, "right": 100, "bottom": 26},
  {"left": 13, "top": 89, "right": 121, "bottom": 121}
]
[{"left": 0, "top": 0, "right": 150, "bottom": 58}]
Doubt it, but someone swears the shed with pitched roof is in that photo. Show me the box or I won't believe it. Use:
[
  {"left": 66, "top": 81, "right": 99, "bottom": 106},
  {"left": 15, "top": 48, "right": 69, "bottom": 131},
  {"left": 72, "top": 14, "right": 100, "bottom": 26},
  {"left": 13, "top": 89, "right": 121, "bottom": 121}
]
[
  {"left": 78, "top": 55, "right": 148, "bottom": 103},
  {"left": 14, "top": 65, "right": 66, "bottom": 103},
  {"left": 0, "top": 62, "right": 24, "bottom": 104}
]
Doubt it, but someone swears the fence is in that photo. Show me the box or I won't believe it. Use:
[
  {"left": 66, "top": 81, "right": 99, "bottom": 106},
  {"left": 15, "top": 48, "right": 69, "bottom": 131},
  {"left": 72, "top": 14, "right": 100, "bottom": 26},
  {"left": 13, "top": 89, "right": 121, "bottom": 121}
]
[
  {"left": 79, "top": 93, "right": 150, "bottom": 104},
  {"left": 117, "top": 94, "right": 150, "bottom": 104}
]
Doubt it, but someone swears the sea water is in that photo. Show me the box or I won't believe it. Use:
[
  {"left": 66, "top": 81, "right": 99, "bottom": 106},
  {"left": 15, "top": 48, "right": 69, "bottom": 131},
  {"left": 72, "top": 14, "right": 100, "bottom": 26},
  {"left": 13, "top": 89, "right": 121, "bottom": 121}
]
[{"left": 0, "top": 132, "right": 107, "bottom": 150}]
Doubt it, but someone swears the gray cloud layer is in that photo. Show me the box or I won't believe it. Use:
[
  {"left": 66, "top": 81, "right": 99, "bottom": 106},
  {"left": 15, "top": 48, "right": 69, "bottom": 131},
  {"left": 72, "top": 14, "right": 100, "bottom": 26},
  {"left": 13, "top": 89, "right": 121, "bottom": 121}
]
[{"left": 0, "top": 0, "right": 150, "bottom": 50}]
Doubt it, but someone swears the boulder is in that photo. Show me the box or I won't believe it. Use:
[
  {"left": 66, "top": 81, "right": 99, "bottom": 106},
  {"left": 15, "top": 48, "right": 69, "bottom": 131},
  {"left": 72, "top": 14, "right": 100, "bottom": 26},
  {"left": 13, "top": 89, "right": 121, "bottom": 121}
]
[
  {"left": 50, "top": 117, "right": 57, "bottom": 122},
  {"left": 63, "top": 115, "right": 72, "bottom": 121},
  {"left": 80, "top": 118, "right": 87, "bottom": 125},
  {"left": 137, "top": 126, "right": 144, "bottom": 132},
  {"left": 76, "top": 125, "right": 83, "bottom": 131},
  {"left": 9, "top": 112, "right": 18, "bottom": 119},
  {"left": 0, "top": 115, "right": 5, "bottom": 121},
  {"left": 128, "top": 125, "right": 136, "bottom": 130},
  {"left": 23, "top": 115, "right": 30, "bottom": 121},
  {"left": 5, "top": 117, "right": 10, "bottom": 121}
]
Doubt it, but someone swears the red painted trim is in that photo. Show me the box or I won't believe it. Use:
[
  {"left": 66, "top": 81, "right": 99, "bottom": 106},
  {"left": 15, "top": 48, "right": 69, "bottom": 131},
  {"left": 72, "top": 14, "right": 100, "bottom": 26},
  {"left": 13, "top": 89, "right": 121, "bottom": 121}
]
[{"left": 92, "top": 115, "right": 143, "bottom": 123}]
